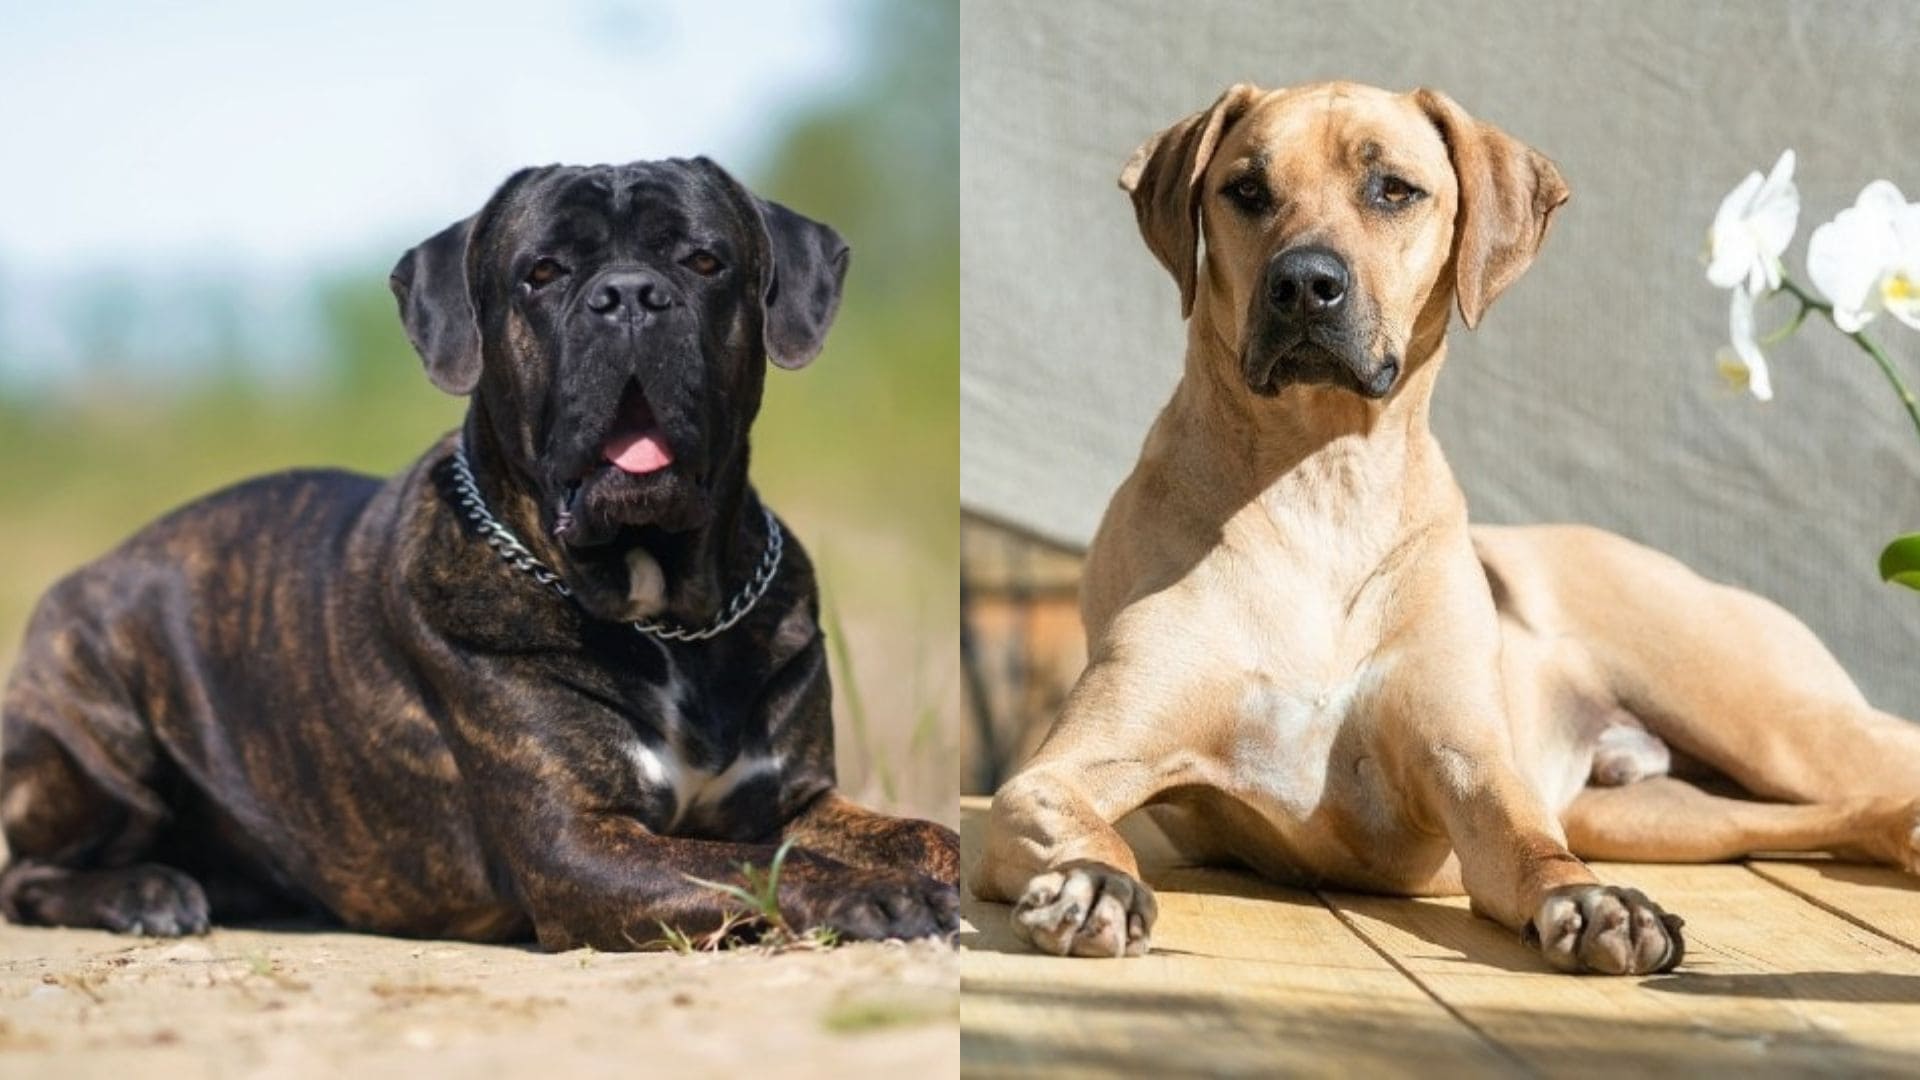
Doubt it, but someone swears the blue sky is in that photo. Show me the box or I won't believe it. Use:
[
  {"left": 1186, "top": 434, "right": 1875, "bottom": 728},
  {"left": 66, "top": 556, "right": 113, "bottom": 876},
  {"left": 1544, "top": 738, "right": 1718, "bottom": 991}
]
[
  {"left": 0, "top": 0, "right": 868, "bottom": 385},
  {"left": 0, "top": 0, "right": 863, "bottom": 270}
]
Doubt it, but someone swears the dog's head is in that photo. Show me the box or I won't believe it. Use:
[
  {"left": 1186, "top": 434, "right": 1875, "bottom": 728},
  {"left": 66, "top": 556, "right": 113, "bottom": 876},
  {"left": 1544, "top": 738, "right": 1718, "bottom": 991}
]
[
  {"left": 391, "top": 158, "right": 846, "bottom": 614},
  {"left": 1121, "top": 82, "right": 1567, "bottom": 399}
]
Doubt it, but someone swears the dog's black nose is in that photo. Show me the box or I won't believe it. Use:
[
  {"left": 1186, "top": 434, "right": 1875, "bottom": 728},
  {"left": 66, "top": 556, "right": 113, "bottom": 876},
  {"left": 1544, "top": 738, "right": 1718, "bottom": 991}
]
[
  {"left": 1268, "top": 246, "right": 1350, "bottom": 318},
  {"left": 586, "top": 270, "right": 673, "bottom": 318}
]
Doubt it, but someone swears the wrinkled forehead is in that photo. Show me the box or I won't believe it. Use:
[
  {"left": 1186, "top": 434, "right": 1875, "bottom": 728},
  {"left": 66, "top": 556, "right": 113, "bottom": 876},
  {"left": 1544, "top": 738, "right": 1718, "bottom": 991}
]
[
  {"left": 508, "top": 162, "right": 736, "bottom": 249},
  {"left": 1216, "top": 84, "right": 1451, "bottom": 187}
]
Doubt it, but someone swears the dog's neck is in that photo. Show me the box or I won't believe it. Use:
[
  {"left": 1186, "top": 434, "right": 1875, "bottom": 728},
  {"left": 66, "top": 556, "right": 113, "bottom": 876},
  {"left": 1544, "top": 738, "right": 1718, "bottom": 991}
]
[
  {"left": 457, "top": 405, "right": 763, "bottom": 630},
  {"left": 1163, "top": 293, "right": 1462, "bottom": 531}
]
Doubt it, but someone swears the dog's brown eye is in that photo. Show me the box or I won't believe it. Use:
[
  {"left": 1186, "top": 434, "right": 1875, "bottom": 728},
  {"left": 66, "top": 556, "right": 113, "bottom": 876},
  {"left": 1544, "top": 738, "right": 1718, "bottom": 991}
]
[
  {"left": 1227, "top": 177, "right": 1269, "bottom": 210},
  {"left": 525, "top": 258, "right": 566, "bottom": 287},
  {"left": 1378, "top": 176, "right": 1422, "bottom": 206},
  {"left": 682, "top": 251, "right": 723, "bottom": 276}
]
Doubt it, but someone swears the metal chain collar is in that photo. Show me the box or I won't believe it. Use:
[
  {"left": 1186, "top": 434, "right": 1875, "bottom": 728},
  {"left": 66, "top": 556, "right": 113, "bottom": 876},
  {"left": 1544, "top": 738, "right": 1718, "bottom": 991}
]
[{"left": 446, "top": 444, "right": 783, "bottom": 643}]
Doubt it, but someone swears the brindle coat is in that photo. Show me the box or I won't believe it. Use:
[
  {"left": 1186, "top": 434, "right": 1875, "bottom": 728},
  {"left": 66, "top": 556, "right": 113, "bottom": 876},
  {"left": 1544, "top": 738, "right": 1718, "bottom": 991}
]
[{"left": 0, "top": 158, "right": 958, "bottom": 949}]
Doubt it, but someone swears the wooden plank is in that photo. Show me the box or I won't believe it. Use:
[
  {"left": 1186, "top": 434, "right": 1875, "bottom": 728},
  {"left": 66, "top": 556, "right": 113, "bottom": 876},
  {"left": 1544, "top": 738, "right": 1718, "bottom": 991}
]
[
  {"left": 958, "top": 798, "right": 1521, "bottom": 1077},
  {"left": 1329, "top": 862, "right": 1920, "bottom": 1076},
  {"left": 1747, "top": 859, "right": 1920, "bottom": 956}
]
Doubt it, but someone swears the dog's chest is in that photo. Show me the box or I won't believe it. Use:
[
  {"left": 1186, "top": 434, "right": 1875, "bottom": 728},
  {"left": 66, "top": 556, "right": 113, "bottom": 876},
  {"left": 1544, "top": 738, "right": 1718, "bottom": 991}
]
[
  {"left": 1225, "top": 661, "right": 1388, "bottom": 822},
  {"left": 620, "top": 660, "right": 778, "bottom": 835}
]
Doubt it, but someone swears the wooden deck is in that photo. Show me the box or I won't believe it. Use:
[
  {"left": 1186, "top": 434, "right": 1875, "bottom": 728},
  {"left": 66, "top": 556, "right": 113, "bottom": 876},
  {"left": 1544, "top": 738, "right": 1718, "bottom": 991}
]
[{"left": 959, "top": 797, "right": 1920, "bottom": 1077}]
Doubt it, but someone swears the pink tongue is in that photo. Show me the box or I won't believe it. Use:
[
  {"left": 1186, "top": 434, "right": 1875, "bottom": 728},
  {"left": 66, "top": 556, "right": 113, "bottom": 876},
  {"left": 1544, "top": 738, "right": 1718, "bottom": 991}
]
[{"left": 603, "top": 430, "right": 674, "bottom": 474}]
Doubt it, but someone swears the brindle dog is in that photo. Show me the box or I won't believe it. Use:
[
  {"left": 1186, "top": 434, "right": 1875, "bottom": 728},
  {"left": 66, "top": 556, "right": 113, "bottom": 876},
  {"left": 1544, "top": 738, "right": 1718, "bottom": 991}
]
[{"left": 0, "top": 159, "right": 959, "bottom": 949}]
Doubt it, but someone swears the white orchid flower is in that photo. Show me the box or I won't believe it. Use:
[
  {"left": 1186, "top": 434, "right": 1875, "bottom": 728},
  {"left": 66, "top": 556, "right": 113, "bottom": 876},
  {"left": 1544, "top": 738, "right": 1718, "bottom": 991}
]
[
  {"left": 1806, "top": 180, "right": 1920, "bottom": 333},
  {"left": 1707, "top": 149, "right": 1800, "bottom": 295},
  {"left": 1705, "top": 151, "right": 1797, "bottom": 399},
  {"left": 1717, "top": 285, "right": 1774, "bottom": 400}
]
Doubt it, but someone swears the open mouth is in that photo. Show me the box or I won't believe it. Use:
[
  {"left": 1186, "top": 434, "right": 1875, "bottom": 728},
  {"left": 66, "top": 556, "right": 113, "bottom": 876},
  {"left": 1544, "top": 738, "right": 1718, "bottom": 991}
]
[
  {"left": 554, "top": 380, "right": 686, "bottom": 547},
  {"left": 601, "top": 381, "right": 675, "bottom": 476}
]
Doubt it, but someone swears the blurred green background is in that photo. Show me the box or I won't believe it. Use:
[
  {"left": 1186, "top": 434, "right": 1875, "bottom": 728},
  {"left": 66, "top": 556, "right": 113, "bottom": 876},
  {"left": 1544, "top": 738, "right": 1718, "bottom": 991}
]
[{"left": 0, "top": 2, "right": 956, "bottom": 824}]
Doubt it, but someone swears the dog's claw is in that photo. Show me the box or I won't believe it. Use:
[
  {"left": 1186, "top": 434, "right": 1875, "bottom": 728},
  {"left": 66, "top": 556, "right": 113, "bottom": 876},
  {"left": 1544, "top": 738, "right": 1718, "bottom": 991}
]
[
  {"left": 1529, "top": 884, "right": 1684, "bottom": 975},
  {"left": 813, "top": 872, "right": 958, "bottom": 943},
  {"left": 1011, "top": 861, "right": 1155, "bottom": 958}
]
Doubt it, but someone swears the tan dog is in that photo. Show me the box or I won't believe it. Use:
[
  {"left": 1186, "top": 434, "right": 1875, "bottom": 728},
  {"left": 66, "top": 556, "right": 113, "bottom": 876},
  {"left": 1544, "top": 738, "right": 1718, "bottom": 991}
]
[{"left": 972, "top": 81, "right": 1920, "bottom": 975}]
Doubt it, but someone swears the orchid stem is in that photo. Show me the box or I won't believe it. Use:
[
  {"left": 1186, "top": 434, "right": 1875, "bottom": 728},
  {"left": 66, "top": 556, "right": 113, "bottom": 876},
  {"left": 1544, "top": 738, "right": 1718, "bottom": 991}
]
[
  {"left": 1759, "top": 302, "right": 1811, "bottom": 346},
  {"left": 1778, "top": 276, "right": 1831, "bottom": 313},
  {"left": 1774, "top": 275, "right": 1920, "bottom": 447},
  {"left": 1851, "top": 330, "right": 1920, "bottom": 447}
]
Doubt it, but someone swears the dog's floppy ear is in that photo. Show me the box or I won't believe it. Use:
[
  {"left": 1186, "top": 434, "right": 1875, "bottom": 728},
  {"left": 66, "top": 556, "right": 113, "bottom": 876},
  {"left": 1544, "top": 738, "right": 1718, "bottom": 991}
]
[
  {"left": 390, "top": 215, "right": 481, "bottom": 395},
  {"left": 1416, "top": 88, "right": 1570, "bottom": 330},
  {"left": 1119, "top": 83, "right": 1262, "bottom": 319},
  {"left": 752, "top": 194, "right": 851, "bottom": 370},
  {"left": 690, "top": 157, "right": 851, "bottom": 371}
]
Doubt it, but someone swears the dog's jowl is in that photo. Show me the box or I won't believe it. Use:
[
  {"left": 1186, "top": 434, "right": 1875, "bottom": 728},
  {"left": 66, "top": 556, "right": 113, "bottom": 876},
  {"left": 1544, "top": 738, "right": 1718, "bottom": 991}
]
[{"left": 0, "top": 159, "right": 958, "bottom": 949}]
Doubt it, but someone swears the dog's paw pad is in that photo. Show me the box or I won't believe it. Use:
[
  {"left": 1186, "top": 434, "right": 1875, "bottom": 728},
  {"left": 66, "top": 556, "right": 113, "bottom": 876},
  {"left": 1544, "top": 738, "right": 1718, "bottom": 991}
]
[
  {"left": 1011, "top": 862, "right": 1155, "bottom": 958},
  {"left": 1530, "top": 884, "right": 1682, "bottom": 975}
]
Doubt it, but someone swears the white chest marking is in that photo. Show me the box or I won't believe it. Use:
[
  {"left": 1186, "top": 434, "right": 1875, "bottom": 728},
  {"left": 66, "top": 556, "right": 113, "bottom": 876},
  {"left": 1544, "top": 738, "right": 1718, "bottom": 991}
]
[
  {"left": 624, "top": 677, "right": 779, "bottom": 830},
  {"left": 625, "top": 645, "right": 783, "bottom": 822},
  {"left": 627, "top": 741, "right": 780, "bottom": 831},
  {"left": 625, "top": 547, "right": 667, "bottom": 617},
  {"left": 1231, "top": 660, "right": 1389, "bottom": 820}
]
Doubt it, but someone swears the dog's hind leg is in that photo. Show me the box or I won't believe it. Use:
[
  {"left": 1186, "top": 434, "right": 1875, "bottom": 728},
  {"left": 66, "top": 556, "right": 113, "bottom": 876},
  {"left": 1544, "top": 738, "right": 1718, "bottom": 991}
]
[
  {"left": 0, "top": 724, "right": 210, "bottom": 936},
  {"left": 1601, "top": 582, "right": 1920, "bottom": 805},
  {"left": 1564, "top": 776, "right": 1920, "bottom": 871},
  {"left": 0, "top": 601, "right": 211, "bottom": 937},
  {"left": 1499, "top": 526, "right": 1920, "bottom": 802}
]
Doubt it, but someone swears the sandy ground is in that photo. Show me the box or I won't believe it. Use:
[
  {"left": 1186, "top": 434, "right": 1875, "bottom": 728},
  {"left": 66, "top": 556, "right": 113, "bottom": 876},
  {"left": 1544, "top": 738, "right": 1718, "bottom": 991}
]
[{"left": 0, "top": 923, "right": 957, "bottom": 1078}]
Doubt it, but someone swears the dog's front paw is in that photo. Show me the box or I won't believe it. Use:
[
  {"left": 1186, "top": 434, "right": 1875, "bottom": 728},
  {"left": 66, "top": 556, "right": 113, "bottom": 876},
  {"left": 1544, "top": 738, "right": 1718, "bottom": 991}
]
[
  {"left": 810, "top": 872, "right": 959, "bottom": 943},
  {"left": 1528, "top": 884, "right": 1683, "bottom": 975},
  {"left": 1011, "top": 861, "right": 1155, "bottom": 958}
]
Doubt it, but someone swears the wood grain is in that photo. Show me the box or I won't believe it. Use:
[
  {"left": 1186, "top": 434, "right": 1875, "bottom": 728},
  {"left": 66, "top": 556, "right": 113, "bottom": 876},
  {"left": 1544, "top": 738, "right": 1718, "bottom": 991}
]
[
  {"left": 960, "top": 798, "right": 1519, "bottom": 1077},
  {"left": 1747, "top": 858, "right": 1920, "bottom": 955},
  {"left": 963, "top": 797, "right": 1920, "bottom": 1076},
  {"left": 1330, "top": 862, "right": 1920, "bottom": 1075}
]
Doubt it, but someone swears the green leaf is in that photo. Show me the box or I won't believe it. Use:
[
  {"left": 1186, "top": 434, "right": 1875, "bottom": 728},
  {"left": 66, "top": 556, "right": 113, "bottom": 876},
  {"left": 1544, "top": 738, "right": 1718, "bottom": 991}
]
[{"left": 1880, "top": 534, "right": 1920, "bottom": 591}]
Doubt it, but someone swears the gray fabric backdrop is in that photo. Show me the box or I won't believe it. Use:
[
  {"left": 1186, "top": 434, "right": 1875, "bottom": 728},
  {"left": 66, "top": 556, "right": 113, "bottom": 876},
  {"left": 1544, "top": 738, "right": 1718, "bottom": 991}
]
[{"left": 960, "top": 0, "right": 1920, "bottom": 717}]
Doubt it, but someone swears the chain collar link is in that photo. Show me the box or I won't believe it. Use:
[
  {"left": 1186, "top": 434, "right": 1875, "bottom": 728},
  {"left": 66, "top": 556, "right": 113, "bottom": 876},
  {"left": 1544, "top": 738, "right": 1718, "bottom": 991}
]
[{"left": 446, "top": 444, "right": 782, "bottom": 643}]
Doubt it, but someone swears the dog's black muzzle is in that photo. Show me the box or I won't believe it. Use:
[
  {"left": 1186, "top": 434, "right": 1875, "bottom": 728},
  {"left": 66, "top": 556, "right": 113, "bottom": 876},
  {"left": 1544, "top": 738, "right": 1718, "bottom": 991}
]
[
  {"left": 541, "top": 268, "right": 714, "bottom": 547},
  {"left": 1244, "top": 245, "right": 1400, "bottom": 399}
]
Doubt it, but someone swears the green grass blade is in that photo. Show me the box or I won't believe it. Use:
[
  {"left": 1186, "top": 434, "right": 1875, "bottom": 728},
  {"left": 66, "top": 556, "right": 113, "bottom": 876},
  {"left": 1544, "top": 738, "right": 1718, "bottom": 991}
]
[
  {"left": 765, "top": 838, "right": 795, "bottom": 897},
  {"left": 681, "top": 874, "right": 765, "bottom": 913}
]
